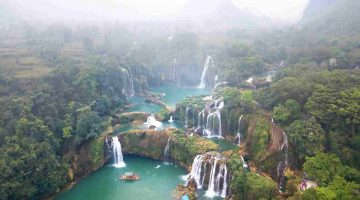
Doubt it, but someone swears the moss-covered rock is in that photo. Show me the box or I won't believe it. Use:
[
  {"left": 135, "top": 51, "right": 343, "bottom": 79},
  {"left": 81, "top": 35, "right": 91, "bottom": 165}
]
[
  {"left": 155, "top": 108, "right": 172, "bottom": 122},
  {"left": 113, "top": 112, "right": 149, "bottom": 124},
  {"left": 117, "top": 129, "right": 219, "bottom": 168},
  {"left": 64, "top": 135, "right": 109, "bottom": 179}
]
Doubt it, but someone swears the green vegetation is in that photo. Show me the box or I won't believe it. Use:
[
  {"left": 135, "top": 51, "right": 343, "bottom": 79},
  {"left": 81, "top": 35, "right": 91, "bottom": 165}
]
[
  {"left": 229, "top": 153, "right": 278, "bottom": 200},
  {"left": 291, "top": 153, "right": 360, "bottom": 200},
  {"left": 0, "top": 0, "right": 360, "bottom": 199},
  {"left": 251, "top": 116, "right": 271, "bottom": 162}
]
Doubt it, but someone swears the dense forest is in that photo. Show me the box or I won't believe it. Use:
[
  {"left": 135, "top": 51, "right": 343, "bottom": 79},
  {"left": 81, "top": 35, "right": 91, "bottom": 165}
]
[{"left": 0, "top": 0, "right": 359, "bottom": 200}]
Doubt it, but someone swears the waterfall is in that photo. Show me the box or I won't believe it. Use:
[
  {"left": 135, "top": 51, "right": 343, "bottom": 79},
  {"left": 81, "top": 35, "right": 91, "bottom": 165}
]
[
  {"left": 164, "top": 138, "right": 171, "bottom": 162},
  {"left": 277, "top": 131, "right": 289, "bottom": 191},
  {"left": 112, "top": 137, "right": 126, "bottom": 168},
  {"left": 237, "top": 115, "right": 243, "bottom": 145},
  {"left": 246, "top": 77, "right": 253, "bottom": 84},
  {"left": 197, "top": 110, "right": 205, "bottom": 128},
  {"left": 198, "top": 56, "right": 214, "bottom": 88},
  {"left": 144, "top": 113, "right": 163, "bottom": 129},
  {"left": 128, "top": 67, "right": 135, "bottom": 97},
  {"left": 121, "top": 68, "right": 135, "bottom": 98},
  {"left": 204, "top": 110, "right": 222, "bottom": 138},
  {"left": 168, "top": 116, "right": 174, "bottom": 123},
  {"left": 187, "top": 155, "right": 229, "bottom": 198},
  {"left": 266, "top": 74, "right": 272, "bottom": 82},
  {"left": 220, "top": 164, "right": 228, "bottom": 198},
  {"left": 185, "top": 107, "right": 190, "bottom": 128},
  {"left": 205, "top": 157, "right": 228, "bottom": 198},
  {"left": 212, "top": 81, "right": 227, "bottom": 94},
  {"left": 187, "top": 155, "right": 205, "bottom": 189},
  {"left": 240, "top": 156, "right": 248, "bottom": 168},
  {"left": 205, "top": 157, "right": 219, "bottom": 198}
]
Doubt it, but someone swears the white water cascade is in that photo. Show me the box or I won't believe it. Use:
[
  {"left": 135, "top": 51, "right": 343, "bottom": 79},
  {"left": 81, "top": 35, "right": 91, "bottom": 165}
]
[
  {"left": 205, "top": 157, "right": 219, "bottom": 198},
  {"left": 277, "top": 131, "right": 289, "bottom": 190},
  {"left": 122, "top": 68, "right": 135, "bottom": 98},
  {"left": 168, "top": 116, "right": 174, "bottom": 123},
  {"left": 236, "top": 115, "right": 244, "bottom": 145},
  {"left": 112, "top": 137, "right": 126, "bottom": 168},
  {"left": 240, "top": 156, "right": 248, "bottom": 168},
  {"left": 246, "top": 77, "right": 253, "bottom": 84},
  {"left": 205, "top": 157, "right": 229, "bottom": 198},
  {"left": 198, "top": 56, "right": 214, "bottom": 88},
  {"left": 144, "top": 114, "right": 163, "bottom": 129},
  {"left": 164, "top": 138, "right": 171, "bottom": 162},
  {"left": 212, "top": 81, "right": 227, "bottom": 94},
  {"left": 220, "top": 164, "right": 228, "bottom": 198},
  {"left": 204, "top": 110, "right": 222, "bottom": 138},
  {"left": 202, "top": 100, "right": 224, "bottom": 138},
  {"left": 185, "top": 107, "right": 190, "bottom": 128},
  {"left": 186, "top": 155, "right": 205, "bottom": 189}
]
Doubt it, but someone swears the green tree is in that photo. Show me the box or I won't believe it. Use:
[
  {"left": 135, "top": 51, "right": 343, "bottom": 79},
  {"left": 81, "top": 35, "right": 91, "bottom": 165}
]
[
  {"left": 75, "top": 111, "right": 104, "bottom": 144},
  {"left": 301, "top": 187, "right": 336, "bottom": 200},
  {"left": 303, "top": 153, "right": 344, "bottom": 186},
  {"left": 287, "top": 118, "right": 325, "bottom": 160}
]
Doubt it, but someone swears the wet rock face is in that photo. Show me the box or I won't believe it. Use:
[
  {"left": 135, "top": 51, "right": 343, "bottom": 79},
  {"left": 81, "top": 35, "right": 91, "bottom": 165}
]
[
  {"left": 174, "top": 96, "right": 243, "bottom": 138},
  {"left": 117, "top": 129, "right": 219, "bottom": 168},
  {"left": 112, "top": 112, "right": 149, "bottom": 124},
  {"left": 245, "top": 112, "right": 289, "bottom": 181},
  {"left": 67, "top": 136, "right": 110, "bottom": 179}
]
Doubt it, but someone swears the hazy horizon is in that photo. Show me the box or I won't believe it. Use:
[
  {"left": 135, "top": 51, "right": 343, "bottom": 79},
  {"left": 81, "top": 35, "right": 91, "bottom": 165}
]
[{"left": 3, "top": 0, "right": 309, "bottom": 23}]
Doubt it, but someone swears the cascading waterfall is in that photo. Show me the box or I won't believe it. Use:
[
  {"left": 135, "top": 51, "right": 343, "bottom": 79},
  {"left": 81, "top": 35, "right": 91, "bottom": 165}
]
[
  {"left": 212, "top": 81, "right": 227, "bottom": 94},
  {"left": 144, "top": 113, "right": 163, "bottom": 129},
  {"left": 198, "top": 55, "right": 214, "bottom": 88},
  {"left": 205, "top": 157, "right": 219, "bottom": 198},
  {"left": 186, "top": 155, "right": 205, "bottom": 189},
  {"left": 112, "top": 136, "right": 126, "bottom": 168},
  {"left": 236, "top": 115, "right": 244, "bottom": 145},
  {"left": 164, "top": 138, "right": 171, "bottom": 162},
  {"left": 246, "top": 77, "right": 253, "bottom": 84},
  {"left": 240, "top": 156, "right": 248, "bottom": 168},
  {"left": 128, "top": 67, "right": 135, "bottom": 97},
  {"left": 205, "top": 157, "right": 228, "bottom": 198},
  {"left": 185, "top": 107, "right": 190, "bottom": 128},
  {"left": 277, "top": 131, "right": 289, "bottom": 191},
  {"left": 187, "top": 155, "right": 229, "bottom": 198},
  {"left": 168, "top": 116, "right": 174, "bottom": 123},
  {"left": 204, "top": 110, "right": 222, "bottom": 138},
  {"left": 121, "top": 68, "right": 135, "bottom": 98}
]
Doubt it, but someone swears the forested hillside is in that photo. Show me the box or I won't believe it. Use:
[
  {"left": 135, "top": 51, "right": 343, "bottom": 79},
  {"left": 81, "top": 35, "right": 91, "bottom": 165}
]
[{"left": 0, "top": 0, "right": 359, "bottom": 200}]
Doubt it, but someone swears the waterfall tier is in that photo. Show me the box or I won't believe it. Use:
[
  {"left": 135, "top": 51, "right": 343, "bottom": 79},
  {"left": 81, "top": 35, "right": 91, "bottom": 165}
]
[
  {"left": 112, "top": 136, "right": 126, "bottom": 168},
  {"left": 198, "top": 56, "right": 214, "bottom": 88},
  {"left": 144, "top": 114, "right": 163, "bottom": 129},
  {"left": 187, "top": 154, "right": 229, "bottom": 198},
  {"left": 164, "top": 138, "right": 171, "bottom": 162}
]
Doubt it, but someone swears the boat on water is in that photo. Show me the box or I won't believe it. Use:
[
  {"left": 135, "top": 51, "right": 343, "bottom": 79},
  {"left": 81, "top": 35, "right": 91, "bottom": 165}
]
[{"left": 120, "top": 172, "right": 140, "bottom": 181}]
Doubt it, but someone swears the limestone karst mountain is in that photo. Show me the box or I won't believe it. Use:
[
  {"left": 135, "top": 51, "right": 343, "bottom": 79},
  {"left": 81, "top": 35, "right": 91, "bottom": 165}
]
[{"left": 179, "top": 0, "right": 273, "bottom": 30}]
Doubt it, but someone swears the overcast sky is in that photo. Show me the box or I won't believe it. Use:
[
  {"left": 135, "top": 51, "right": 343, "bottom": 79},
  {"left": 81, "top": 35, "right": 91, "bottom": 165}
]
[{"left": 8, "top": 0, "right": 310, "bottom": 22}]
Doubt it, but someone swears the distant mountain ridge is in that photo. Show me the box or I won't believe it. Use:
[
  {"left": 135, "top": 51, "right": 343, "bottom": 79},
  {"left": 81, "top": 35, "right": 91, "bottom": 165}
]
[
  {"left": 300, "top": 0, "right": 360, "bottom": 34},
  {"left": 301, "top": 0, "right": 339, "bottom": 23},
  {"left": 179, "top": 0, "right": 274, "bottom": 30}
]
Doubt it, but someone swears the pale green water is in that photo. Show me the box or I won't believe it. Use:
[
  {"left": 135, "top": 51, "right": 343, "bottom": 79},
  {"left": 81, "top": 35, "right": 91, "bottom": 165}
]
[
  {"left": 211, "top": 139, "right": 237, "bottom": 152},
  {"left": 126, "top": 97, "right": 162, "bottom": 113},
  {"left": 55, "top": 85, "right": 217, "bottom": 200},
  {"left": 151, "top": 85, "right": 211, "bottom": 107},
  {"left": 55, "top": 155, "right": 187, "bottom": 200}
]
